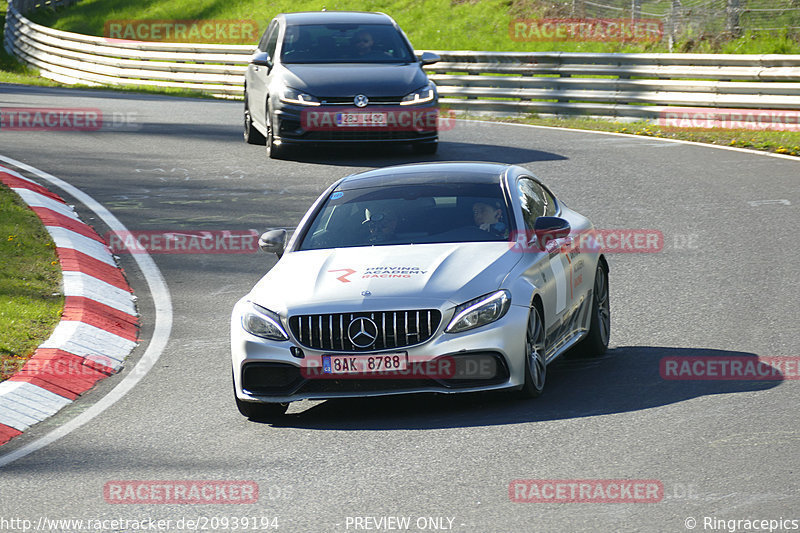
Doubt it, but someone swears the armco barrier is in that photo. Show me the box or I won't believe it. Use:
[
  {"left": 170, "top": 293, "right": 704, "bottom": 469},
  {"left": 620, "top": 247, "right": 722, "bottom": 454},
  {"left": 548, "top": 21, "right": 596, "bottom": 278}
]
[{"left": 4, "top": 0, "right": 800, "bottom": 120}]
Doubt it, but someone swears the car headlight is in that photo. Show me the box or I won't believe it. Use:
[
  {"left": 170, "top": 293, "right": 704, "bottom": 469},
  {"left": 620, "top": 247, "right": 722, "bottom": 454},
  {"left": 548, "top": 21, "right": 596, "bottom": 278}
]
[
  {"left": 445, "top": 290, "right": 511, "bottom": 333},
  {"left": 280, "top": 87, "right": 321, "bottom": 106},
  {"left": 400, "top": 83, "right": 436, "bottom": 106},
  {"left": 242, "top": 302, "right": 289, "bottom": 341}
]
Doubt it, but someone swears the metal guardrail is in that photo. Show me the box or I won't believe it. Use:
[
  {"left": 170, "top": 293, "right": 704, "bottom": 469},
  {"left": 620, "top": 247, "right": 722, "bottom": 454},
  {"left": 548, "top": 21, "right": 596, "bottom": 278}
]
[
  {"left": 5, "top": 0, "right": 800, "bottom": 120},
  {"left": 425, "top": 50, "right": 800, "bottom": 119},
  {"left": 4, "top": 3, "right": 251, "bottom": 96}
]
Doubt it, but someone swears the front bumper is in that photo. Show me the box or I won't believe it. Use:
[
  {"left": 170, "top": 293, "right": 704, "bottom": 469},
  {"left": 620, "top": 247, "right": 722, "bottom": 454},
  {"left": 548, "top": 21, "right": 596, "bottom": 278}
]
[
  {"left": 272, "top": 101, "right": 439, "bottom": 146},
  {"left": 231, "top": 300, "right": 530, "bottom": 403}
]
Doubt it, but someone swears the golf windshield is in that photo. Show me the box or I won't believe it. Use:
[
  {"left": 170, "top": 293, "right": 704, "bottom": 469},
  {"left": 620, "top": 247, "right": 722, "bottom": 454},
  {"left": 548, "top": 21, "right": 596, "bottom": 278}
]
[{"left": 281, "top": 23, "right": 416, "bottom": 63}]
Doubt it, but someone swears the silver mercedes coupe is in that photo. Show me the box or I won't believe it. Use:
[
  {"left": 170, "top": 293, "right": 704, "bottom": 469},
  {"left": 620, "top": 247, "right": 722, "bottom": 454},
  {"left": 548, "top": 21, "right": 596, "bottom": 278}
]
[{"left": 231, "top": 162, "right": 609, "bottom": 419}]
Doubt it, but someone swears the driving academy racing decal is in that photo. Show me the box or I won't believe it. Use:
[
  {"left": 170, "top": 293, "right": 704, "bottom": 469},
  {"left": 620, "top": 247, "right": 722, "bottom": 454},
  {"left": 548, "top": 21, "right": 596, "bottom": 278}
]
[{"left": 329, "top": 266, "right": 428, "bottom": 282}]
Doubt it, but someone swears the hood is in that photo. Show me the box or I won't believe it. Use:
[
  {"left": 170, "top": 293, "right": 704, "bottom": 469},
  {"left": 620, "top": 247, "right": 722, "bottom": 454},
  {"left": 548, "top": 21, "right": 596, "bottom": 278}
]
[
  {"left": 249, "top": 243, "right": 522, "bottom": 314},
  {"left": 279, "top": 63, "right": 429, "bottom": 98}
]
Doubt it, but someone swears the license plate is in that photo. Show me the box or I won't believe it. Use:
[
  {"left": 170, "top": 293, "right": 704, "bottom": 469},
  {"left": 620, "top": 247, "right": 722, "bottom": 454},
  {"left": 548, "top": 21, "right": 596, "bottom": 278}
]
[
  {"left": 335, "top": 112, "right": 387, "bottom": 127},
  {"left": 323, "top": 353, "right": 407, "bottom": 374}
]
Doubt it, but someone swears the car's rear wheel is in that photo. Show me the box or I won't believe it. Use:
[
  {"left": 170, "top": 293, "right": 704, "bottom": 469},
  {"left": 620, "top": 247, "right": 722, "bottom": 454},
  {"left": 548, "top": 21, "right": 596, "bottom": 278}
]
[
  {"left": 266, "top": 111, "right": 287, "bottom": 159},
  {"left": 572, "top": 262, "right": 610, "bottom": 357},
  {"left": 243, "top": 96, "right": 266, "bottom": 145},
  {"left": 412, "top": 141, "right": 437, "bottom": 155},
  {"left": 519, "top": 303, "right": 546, "bottom": 398}
]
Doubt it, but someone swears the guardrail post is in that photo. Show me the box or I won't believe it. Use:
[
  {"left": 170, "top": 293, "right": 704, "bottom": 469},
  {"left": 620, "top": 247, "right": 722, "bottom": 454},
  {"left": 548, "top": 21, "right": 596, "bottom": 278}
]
[
  {"left": 631, "top": 0, "right": 642, "bottom": 20},
  {"left": 726, "top": 0, "right": 741, "bottom": 38},
  {"left": 667, "top": 0, "right": 682, "bottom": 52}
]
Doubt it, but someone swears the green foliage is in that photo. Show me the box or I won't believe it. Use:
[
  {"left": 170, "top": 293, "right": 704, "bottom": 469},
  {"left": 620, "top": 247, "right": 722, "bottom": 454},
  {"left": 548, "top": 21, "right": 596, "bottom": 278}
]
[
  {"left": 0, "top": 185, "right": 63, "bottom": 381},
  {"left": 23, "top": 0, "right": 800, "bottom": 53}
]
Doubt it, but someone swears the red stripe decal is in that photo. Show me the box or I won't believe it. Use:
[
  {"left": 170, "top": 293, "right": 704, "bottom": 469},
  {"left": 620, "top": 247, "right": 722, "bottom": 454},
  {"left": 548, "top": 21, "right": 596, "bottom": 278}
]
[
  {"left": 0, "top": 172, "right": 65, "bottom": 202},
  {"left": 56, "top": 248, "right": 132, "bottom": 292},
  {"left": 10, "top": 349, "right": 111, "bottom": 397},
  {"left": 0, "top": 166, "right": 137, "bottom": 447},
  {"left": 32, "top": 206, "right": 105, "bottom": 243},
  {"left": 62, "top": 297, "right": 139, "bottom": 341},
  {"left": 7, "top": 376, "right": 81, "bottom": 401},
  {"left": 0, "top": 424, "right": 24, "bottom": 445}
]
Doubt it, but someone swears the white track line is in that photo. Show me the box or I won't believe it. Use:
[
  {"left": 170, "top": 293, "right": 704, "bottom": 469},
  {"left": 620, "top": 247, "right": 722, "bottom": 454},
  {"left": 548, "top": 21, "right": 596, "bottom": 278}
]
[{"left": 0, "top": 155, "right": 173, "bottom": 468}]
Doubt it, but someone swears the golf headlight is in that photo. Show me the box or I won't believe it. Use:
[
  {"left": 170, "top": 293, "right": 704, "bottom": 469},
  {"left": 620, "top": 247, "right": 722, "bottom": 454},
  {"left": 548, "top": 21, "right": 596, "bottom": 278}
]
[
  {"left": 280, "top": 87, "right": 320, "bottom": 106},
  {"left": 242, "top": 302, "right": 289, "bottom": 340},
  {"left": 446, "top": 290, "right": 511, "bottom": 333},
  {"left": 400, "top": 83, "right": 436, "bottom": 105}
]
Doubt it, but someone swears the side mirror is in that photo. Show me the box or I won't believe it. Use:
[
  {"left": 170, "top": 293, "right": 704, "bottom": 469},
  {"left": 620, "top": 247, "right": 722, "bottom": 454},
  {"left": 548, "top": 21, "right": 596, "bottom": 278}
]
[
  {"left": 259, "top": 229, "right": 287, "bottom": 257},
  {"left": 250, "top": 51, "right": 272, "bottom": 68},
  {"left": 533, "top": 217, "right": 571, "bottom": 250},
  {"left": 418, "top": 52, "right": 440, "bottom": 66}
]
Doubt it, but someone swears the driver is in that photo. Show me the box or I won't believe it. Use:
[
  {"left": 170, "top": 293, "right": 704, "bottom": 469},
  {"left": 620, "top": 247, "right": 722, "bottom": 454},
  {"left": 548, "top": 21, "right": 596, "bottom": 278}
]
[
  {"left": 363, "top": 209, "right": 399, "bottom": 243},
  {"left": 352, "top": 30, "right": 390, "bottom": 59},
  {"left": 473, "top": 201, "right": 508, "bottom": 237}
]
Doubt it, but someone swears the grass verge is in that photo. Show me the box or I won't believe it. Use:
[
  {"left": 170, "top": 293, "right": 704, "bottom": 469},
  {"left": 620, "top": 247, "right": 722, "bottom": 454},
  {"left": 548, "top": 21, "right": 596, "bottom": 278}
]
[{"left": 0, "top": 183, "right": 64, "bottom": 382}]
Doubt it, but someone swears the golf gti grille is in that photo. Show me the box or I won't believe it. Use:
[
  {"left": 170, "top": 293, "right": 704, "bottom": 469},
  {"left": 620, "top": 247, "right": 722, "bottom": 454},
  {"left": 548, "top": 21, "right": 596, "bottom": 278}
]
[{"left": 289, "top": 310, "right": 442, "bottom": 352}]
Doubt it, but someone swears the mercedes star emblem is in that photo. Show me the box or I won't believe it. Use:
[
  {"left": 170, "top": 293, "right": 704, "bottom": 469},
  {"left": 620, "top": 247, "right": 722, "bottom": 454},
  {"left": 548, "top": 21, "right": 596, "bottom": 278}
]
[{"left": 348, "top": 317, "right": 378, "bottom": 348}]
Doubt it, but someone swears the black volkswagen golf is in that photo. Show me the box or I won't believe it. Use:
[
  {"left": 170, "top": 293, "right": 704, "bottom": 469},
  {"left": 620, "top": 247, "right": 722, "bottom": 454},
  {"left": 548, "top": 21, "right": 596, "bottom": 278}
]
[{"left": 243, "top": 11, "right": 441, "bottom": 159}]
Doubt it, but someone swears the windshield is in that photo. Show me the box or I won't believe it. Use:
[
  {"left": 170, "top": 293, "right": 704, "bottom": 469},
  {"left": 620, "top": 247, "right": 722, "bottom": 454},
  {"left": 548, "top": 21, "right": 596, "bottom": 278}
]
[
  {"left": 281, "top": 23, "right": 416, "bottom": 64},
  {"left": 299, "top": 183, "right": 513, "bottom": 250}
]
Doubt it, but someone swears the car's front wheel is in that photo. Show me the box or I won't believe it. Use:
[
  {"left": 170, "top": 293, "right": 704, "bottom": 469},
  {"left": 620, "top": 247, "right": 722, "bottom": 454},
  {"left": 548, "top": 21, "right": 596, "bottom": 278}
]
[
  {"left": 235, "top": 395, "right": 288, "bottom": 421},
  {"left": 518, "top": 304, "right": 546, "bottom": 398},
  {"left": 266, "top": 111, "right": 287, "bottom": 159},
  {"left": 233, "top": 372, "right": 288, "bottom": 420}
]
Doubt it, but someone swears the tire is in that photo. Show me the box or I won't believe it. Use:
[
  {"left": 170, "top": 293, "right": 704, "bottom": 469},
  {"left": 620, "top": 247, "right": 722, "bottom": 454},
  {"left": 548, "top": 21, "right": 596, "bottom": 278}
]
[
  {"left": 571, "top": 262, "right": 610, "bottom": 357},
  {"left": 233, "top": 371, "right": 288, "bottom": 420},
  {"left": 243, "top": 96, "right": 266, "bottom": 145},
  {"left": 235, "top": 395, "right": 288, "bottom": 421},
  {"left": 266, "top": 110, "right": 287, "bottom": 159},
  {"left": 412, "top": 141, "right": 437, "bottom": 155},
  {"left": 518, "top": 303, "right": 547, "bottom": 398}
]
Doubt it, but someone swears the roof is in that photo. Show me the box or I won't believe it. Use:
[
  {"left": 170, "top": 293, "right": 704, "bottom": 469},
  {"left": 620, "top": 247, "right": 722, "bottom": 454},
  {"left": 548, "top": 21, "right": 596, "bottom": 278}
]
[
  {"left": 280, "top": 11, "right": 396, "bottom": 26},
  {"left": 336, "top": 162, "right": 514, "bottom": 190}
]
